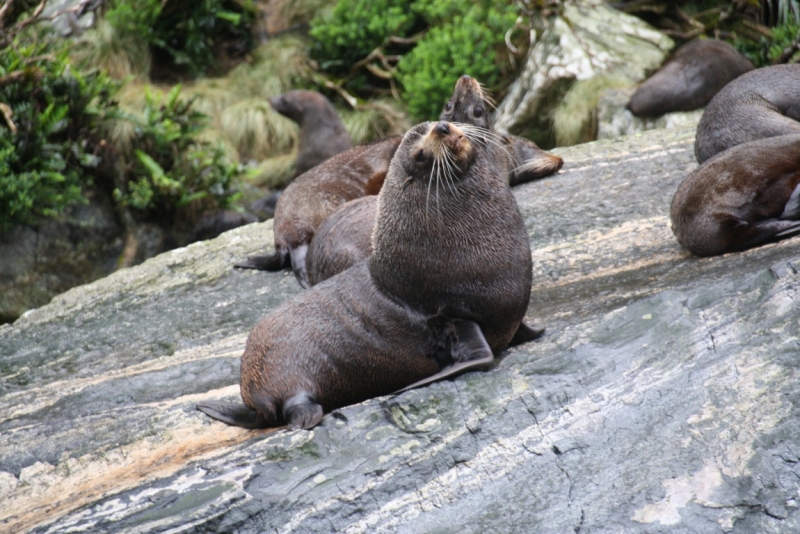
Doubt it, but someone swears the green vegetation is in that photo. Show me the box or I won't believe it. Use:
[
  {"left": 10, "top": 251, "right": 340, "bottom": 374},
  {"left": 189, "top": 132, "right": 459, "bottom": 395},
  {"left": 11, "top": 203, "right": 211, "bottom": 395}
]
[
  {"left": 0, "top": 41, "right": 116, "bottom": 232},
  {"left": 309, "top": 0, "right": 524, "bottom": 121}
]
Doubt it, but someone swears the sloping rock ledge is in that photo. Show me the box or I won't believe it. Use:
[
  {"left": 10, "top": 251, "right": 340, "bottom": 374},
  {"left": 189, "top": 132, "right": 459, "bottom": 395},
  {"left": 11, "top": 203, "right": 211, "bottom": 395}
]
[{"left": 2, "top": 125, "right": 799, "bottom": 533}]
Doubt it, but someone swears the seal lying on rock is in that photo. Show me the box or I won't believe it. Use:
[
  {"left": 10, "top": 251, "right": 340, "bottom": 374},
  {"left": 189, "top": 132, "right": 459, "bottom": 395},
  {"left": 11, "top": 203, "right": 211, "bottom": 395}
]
[
  {"left": 235, "top": 136, "right": 401, "bottom": 287},
  {"left": 250, "top": 90, "right": 353, "bottom": 218},
  {"left": 198, "top": 121, "right": 541, "bottom": 429},
  {"left": 627, "top": 38, "right": 753, "bottom": 118},
  {"left": 305, "top": 75, "right": 561, "bottom": 287},
  {"left": 695, "top": 64, "right": 800, "bottom": 163},
  {"left": 671, "top": 134, "right": 800, "bottom": 257}
]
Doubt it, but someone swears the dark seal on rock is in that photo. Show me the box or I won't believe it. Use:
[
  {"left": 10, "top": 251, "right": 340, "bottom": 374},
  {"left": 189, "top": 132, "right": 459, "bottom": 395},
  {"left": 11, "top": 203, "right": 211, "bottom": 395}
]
[
  {"left": 671, "top": 134, "right": 800, "bottom": 257},
  {"left": 305, "top": 75, "right": 563, "bottom": 288},
  {"left": 627, "top": 38, "right": 754, "bottom": 118},
  {"left": 251, "top": 90, "right": 354, "bottom": 217},
  {"left": 198, "top": 121, "right": 542, "bottom": 430},
  {"left": 235, "top": 136, "right": 401, "bottom": 287},
  {"left": 695, "top": 64, "right": 800, "bottom": 163}
]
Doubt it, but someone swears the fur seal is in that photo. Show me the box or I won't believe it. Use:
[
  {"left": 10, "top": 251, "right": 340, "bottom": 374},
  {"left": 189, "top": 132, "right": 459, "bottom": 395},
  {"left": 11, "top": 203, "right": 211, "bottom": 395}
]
[
  {"left": 695, "top": 64, "right": 800, "bottom": 163},
  {"left": 270, "top": 90, "right": 353, "bottom": 177},
  {"left": 304, "top": 75, "right": 562, "bottom": 287},
  {"left": 671, "top": 134, "right": 800, "bottom": 256},
  {"left": 235, "top": 136, "right": 401, "bottom": 287},
  {"left": 627, "top": 38, "right": 753, "bottom": 118},
  {"left": 439, "top": 75, "right": 564, "bottom": 185},
  {"left": 250, "top": 90, "right": 353, "bottom": 217},
  {"left": 198, "top": 121, "right": 541, "bottom": 430}
]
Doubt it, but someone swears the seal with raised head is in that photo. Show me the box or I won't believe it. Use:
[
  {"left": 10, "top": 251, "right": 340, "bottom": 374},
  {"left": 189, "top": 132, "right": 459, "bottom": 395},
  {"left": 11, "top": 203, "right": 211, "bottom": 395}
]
[
  {"left": 250, "top": 90, "right": 354, "bottom": 218},
  {"left": 695, "top": 64, "right": 800, "bottom": 163},
  {"left": 671, "top": 134, "right": 800, "bottom": 257},
  {"left": 627, "top": 38, "right": 753, "bottom": 118},
  {"left": 305, "top": 75, "right": 562, "bottom": 287},
  {"left": 198, "top": 121, "right": 540, "bottom": 429},
  {"left": 235, "top": 135, "right": 401, "bottom": 287}
]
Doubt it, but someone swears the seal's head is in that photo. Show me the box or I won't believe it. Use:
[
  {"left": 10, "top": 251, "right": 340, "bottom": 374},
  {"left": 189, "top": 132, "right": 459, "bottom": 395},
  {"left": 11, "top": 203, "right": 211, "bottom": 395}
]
[
  {"left": 400, "top": 121, "right": 477, "bottom": 182},
  {"left": 439, "top": 75, "right": 494, "bottom": 130}
]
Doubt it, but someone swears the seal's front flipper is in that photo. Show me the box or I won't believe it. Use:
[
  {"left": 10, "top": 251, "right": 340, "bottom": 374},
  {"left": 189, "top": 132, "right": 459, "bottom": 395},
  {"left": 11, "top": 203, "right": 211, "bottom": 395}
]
[
  {"left": 283, "top": 392, "right": 323, "bottom": 429},
  {"left": 234, "top": 250, "right": 287, "bottom": 271},
  {"left": 395, "top": 319, "right": 494, "bottom": 394},
  {"left": 508, "top": 320, "right": 545, "bottom": 347},
  {"left": 197, "top": 401, "right": 267, "bottom": 429},
  {"left": 289, "top": 244, "right": 310, "bottom": 289}
]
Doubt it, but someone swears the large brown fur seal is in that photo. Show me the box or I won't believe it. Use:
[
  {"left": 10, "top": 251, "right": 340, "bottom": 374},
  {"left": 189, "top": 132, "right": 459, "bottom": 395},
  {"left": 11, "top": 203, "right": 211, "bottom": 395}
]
[
  {"left": 198, "top": 121, "right": 540, "bottom": 429},
  {"left": 305, "top": 75, "right": 562, "bottom": 287},
  {"left": 671, "top": 134, "right": 800, "bottom": 256},
  {"left": 235, "top": 136, "right": 401, "bottom": 287},
  {"left": 695, "top": 64, "right": 800, "bottom": 163},
  {"left": 627, "top": 39, "right": 753, "bottom": 118}
]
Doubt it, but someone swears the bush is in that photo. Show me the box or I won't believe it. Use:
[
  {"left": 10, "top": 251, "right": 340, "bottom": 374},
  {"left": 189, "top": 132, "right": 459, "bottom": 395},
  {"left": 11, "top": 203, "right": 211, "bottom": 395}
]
[
  {"left": 309, "top": 0, "right": 417, "bottom": 73},
  {"left": 735, "top": 21, "right": 800, "bottom": 66},
  {"left": 0, "top": 41, "right": 116, "bottom": 233},
  {"left": 398, "top": 3, "right": 519, "bottom": 120},
  {"left": 114, "top": 86, "right": 240, "bottom": 216}
]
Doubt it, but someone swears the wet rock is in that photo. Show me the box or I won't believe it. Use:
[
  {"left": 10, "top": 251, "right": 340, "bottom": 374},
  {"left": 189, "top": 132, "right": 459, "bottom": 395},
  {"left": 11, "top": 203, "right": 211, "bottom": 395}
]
[{"left": 2, "top": 125, "right": 800, "bottom": 533}]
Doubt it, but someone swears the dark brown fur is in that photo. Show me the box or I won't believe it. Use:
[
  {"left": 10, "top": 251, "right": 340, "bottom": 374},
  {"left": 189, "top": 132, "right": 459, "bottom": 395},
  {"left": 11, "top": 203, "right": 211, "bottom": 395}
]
[
  {"left": 671, "top": 134, "right": 800, "bottom": 256},
  {"left": 270, "top": 90, "right": 353, "bottom": 177},
  {"left": 236, "top": 136, "right": 401, "bottom": 286},
  {"left": 306, "top": 196, "right": 375, "bottom": 286},
  {"left": 695, "top": 64, "right": 800, "bottom": 163},
  {"left": 370, "top": 121, "right": 532, "bottom": 352},
  {"left": 627, "top": 39, "right": 753, "bottom": 118},
  {"left": 199, "top": 121, "right": 538, "bottom": 430}
]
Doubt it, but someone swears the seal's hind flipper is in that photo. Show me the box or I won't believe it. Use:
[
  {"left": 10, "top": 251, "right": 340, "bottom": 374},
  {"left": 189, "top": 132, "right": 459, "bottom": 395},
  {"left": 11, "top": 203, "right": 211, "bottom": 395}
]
[
  {"left": 779, "top": 183, "right": 800, "bottom": 220},
  {"left": 197, "top": 401, "right": 267, "bottom": 429},
  {"left": 234, "top": 250, "right": 286, "bottom": 271},
  {"left": 282, "top": 392, "right": 323, "bottom": 429},
  {"left": 395, "top": 319, "right": 494, "bottom": 394},
  {"left": 508, "top": 320, "right": 546, "bottom": 347},
  {"left": 773, "top": 220, "right": 800, "bottom": 238},
  {"left": 289, "top": 244, "right": 310, "bottom": 289}
]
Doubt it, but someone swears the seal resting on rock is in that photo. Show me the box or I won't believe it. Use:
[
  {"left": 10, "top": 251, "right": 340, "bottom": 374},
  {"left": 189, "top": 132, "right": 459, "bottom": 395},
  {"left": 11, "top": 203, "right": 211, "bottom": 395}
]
[
  {"left": 671, "top": 134, "right": 800, "bottom": 257},
  {"left": 250, "top": 90, "right": 353, "bottom": 218},
  {"left": 306, "top": 75, "right": 562, "bottom": 286},
  {"left": 627, "top": 38, "right": 753, "bottom": 118},
  {"left": 695, "top": 64, "right": 800, "bottom": 163},
  {"left": 198, "top": 121, "right": 542, "bottom": 429},
  {"left": 235, "top": 136, "right": 401, "bottom": 287}
]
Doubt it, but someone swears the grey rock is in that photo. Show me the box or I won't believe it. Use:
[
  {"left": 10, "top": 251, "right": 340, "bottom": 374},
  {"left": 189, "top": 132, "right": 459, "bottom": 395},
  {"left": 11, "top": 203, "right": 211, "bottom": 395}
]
[
  {"left": 2, "top": 125, "right": 800, "bottom": 533},
  {"left": 597, "top": 88, "right": 704, "bottom": 140},
  {"left": 494, "top": 0, "right": 673, "bottom": 144}
]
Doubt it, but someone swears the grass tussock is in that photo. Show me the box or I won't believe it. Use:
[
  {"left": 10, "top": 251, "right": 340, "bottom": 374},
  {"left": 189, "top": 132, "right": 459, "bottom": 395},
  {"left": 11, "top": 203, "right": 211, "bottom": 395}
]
[
  {"left": 245, "top": 152, "right": 297, "bottom": 188},
  {"left": 72, "top": 19, "right": 151, "bottom": 80},
  {"left": 553, "top": 75, "right": 633, "bottom": 147},
  {"left": 259, "top": 0, "right": 333, "bottom": 32},
  {"left": 341, "top": 100, "right": 412, "bottom": 145},
  {"left": 229, "top": 35, "right": 313, "bottom": 101},
  {"left": 220, "top": 99, "right": 298, "bottom": 160}
]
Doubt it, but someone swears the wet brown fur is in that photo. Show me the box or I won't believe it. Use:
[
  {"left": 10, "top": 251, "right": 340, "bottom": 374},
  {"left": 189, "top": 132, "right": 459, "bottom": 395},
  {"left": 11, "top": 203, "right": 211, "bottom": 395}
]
[
  {"left": 695, "top": 64, "right": 800, "bottom": 163},
  {"left": 627, "top": 39, "right": 753, "bottom": 118},
  {"left": 671, "top": 134, "right": 800, "bottom": 256}
]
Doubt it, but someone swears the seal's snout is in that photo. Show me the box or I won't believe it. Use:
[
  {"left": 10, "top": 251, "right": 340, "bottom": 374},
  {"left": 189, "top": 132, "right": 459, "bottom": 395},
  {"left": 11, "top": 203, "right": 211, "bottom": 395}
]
[{"left": 435, "top": 122, "right": 451, "bottom": 136}]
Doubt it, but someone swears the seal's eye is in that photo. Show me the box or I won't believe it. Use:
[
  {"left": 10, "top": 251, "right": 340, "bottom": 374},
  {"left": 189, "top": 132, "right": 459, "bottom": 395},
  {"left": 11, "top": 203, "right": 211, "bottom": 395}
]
[
  {"left": 473, "top": 106, "right": 483, "bottom": 117},
  {"left": 415, "top": 150, "right": 426, "bottom": 163},
  {"left": 444, "top": 101, "right": 453, "bottom": 112}
]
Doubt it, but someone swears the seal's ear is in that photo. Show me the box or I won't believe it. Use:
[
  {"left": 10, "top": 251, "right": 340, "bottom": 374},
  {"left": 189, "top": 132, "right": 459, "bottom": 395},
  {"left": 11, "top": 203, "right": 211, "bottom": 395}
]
[
  {"left": 197, "top": 401, "right": 268, "bottom": 429},
  {"left": 393, "top": 319, "right": 494, "bottom": 394}
]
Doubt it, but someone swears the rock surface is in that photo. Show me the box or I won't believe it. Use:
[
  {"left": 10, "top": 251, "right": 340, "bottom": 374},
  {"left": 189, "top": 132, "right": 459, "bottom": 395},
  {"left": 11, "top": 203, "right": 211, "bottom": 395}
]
[
  {"left": 494, "top": 0, "right": 673, "bottom": 144},
  {"left": 3, "top": 125, "right": 800, "bottom": 533}
]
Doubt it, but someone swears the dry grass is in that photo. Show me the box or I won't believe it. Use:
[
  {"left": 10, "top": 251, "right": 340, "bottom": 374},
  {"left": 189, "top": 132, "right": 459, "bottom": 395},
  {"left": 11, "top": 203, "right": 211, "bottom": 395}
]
[
  {"left": 229, "top": 35, "right": 312, "bottom": 101},
  {"left": 244, "top": 152, "right": 297, "bottom": 188},
  {"left": 220, "top": 98, "right": 298, "bottom": 160},
  {"left": 341, "top": 100, "right": 412, "bottom": 144},
  {"left": 553, "top": 75, "right": 633, "bottom": 147},
  {"left": 71, "top": 19, "right": 151, "bottom": 80}
]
